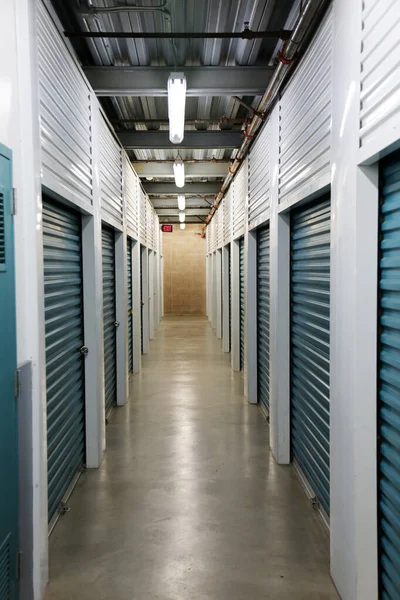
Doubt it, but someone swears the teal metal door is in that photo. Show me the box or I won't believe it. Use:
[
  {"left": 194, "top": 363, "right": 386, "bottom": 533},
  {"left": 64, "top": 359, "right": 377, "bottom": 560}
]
[
  {"left": 257, "top": 226, "right": 270, "bottom": 412},
  {"left": 0, "top": 146, "right": 18, "bottom": 599},
  {"left": 379, "top": 149, "right": 400, "bottom": 598},
  {"left": 43, "top": 198, "right": 85, "bottom": 525},
  {"left": 102, "top": 226, "right": 117, "bottom": 416},
  {"left": 127, "top": 238, "right": 133, "bottom": 373},
  {"left": 239, "top": 238, "right": 245, "bottom": 370},
  {"left": 290, "top": 195, "right": 331, "bottom": 516}
]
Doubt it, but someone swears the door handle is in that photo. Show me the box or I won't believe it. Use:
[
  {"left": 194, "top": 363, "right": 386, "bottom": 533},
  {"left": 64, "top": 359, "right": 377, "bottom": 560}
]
[{"left": 114, "top": 321, "right": 120, "bottom": 328}]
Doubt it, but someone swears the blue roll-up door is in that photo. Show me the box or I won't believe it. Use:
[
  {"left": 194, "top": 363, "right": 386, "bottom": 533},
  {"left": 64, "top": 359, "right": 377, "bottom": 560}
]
[
  {"left": 290, "top": 195, "right": 331, "bottom": 516},
  {"left": 127, "top": 238, "right": 133, "bottom": 373},
  {"left": 239, "top": 237, "right": 245, "bottom": 371},
  {"left": 43, "top": 198, "right": 85, "bottom": 524},
  {"left": 102, "top": 226, "right": 117, "bottom": 416},
  {"left": 257, "top": 226, "right": 270, "bottom": 413},
  {"left": 379, "top": 149, "right": 400, "bottom": 598}
]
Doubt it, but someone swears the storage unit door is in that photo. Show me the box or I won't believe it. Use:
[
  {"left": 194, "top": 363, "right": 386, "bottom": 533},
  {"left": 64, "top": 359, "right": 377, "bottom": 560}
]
[
  {"left": 257, "top": 226, "right": 270, "bottom": 412},
  {"left": 102, "top": 226, "right": 117, "bottom": 416},
  {"left": 43, "top": 198, "right": 85, "bottom": 524},
  {"left": 127, "top": 238, "right": 133, "bottom": 373},
  {"left": 140, "top": 246, "right": 144, "bottom": 353},
  {"left": 229, "top": 245, "right": 231, "bottom": 351},
  {"left": 290, "top": 196, "right": 330, "bottom": 516},
  {"left": 239, "top": 237, "right": 245, "bottom": 370},
  {"left": 379, "top": 149, "right": 400, "bottom": 598}
]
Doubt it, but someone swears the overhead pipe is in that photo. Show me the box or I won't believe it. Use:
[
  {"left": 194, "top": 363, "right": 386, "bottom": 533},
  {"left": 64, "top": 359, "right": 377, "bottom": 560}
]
[
  {"left": 64, "top": 28, "right": 292, "bottom": 40},
  {"left": 79, "top": 1, "right": 171, "bottom": 18},
  {"left": 131, "top": 159, "right": 229, "bottom": 164},
  {"left": 204, "top": 0, "right": 332, "bottom": 228},
  {"left": 112, "top": 117, "right": 247, "bottom": 127}
]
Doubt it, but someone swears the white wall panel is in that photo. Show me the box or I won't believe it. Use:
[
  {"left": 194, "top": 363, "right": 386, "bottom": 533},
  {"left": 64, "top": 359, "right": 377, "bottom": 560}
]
[
  {"left": 139, "top": 185, "right": 146, "bottom": 245},
  {"left": 216, "top": 203, "right": 224, "bottom": 249},
  {"left": 248, "top": 121, "right": 271, "bottom": 228},
  {"left": 146, "top": 200, "right": 154, "bottom": 249},
  {"left": 124, "top": 156, "right": 139, "bottom": 240},
  {"left": 359, "top": 0, "right": 400, "bottom": 157},
  {"left": 99, "top": 116, "right": 123, "bottom": 229},
  {"left": 278, "top": 8, "right": 333, "bottom": 207},
  {"left": 223, "top": 187, "right": 232, "bottom": 245},
  {"left": 37, "top": 3, "right": 93, "bottom": 210},
  {"left": 233, "top": 158, "right": 247, "bottom": 240}
]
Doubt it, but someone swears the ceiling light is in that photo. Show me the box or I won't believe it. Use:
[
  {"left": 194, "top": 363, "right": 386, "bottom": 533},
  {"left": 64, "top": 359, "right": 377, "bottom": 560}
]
[
  {"left": 179, "top": 212, "right": 185, "bottom": 223},
  {"left": 173, "top": 157, "right": 185, "bottom": 188},
  {"left": 178, "top": 195, "right": 185, "bottom": 211},
  {"left": 168, "top": 72, "right": 186, "bottom": 144},
  {"left": 180, "top": 223, "right": 186, "bottom": 230}
]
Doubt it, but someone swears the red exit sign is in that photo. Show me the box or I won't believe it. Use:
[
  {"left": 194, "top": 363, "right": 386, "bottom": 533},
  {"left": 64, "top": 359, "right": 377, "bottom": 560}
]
[{"left": 161, "top": 224, "right": 173, "bottom": 233}]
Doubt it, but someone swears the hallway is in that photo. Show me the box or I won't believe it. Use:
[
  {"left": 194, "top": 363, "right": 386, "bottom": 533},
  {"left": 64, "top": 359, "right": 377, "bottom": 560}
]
[{"left": 46, "top": 316, "right": 338, "bottom": 600}]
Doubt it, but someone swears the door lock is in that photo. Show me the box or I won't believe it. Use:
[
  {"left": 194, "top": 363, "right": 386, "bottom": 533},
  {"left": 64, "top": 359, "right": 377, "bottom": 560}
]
[
  {"left": 114, "top": 320, "right": 120, "bottom": 328},
  {"left": 79, "top": 345, "right": 89, "bottom": 357}
]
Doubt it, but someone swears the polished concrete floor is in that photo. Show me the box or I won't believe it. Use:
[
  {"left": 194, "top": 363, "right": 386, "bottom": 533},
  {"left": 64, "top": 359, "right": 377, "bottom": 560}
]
[{"left": 46, "top": 316, "right": 339, "bottom": 600}]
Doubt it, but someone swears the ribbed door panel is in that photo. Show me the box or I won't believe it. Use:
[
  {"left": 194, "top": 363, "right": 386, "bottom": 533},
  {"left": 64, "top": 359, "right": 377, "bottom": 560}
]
[
  {"left": 43, "top": 199, "right": 85, "bottom": 522},
  {"left": 257, "top": 226, "right": 270, "bottom": 411},
  {"left": 125, "top": 157, "right": 139, "bottom": 239},
  {"left": 102, "top": 227, "right": 117, "bottom": 415},
  {"left": 290, "top": 196, "right": 331, "bottom": 515},
  {"left": 379, "top": 150, "right": 400, "bottom": 598},
  {"left": 223, "top": 189, "right": 232, "bottom": 245},
  {"left": 127, "top": 238, "right": 133, "bottom": 373},
  {"left": 239, "top": 238, "right": 245, "bottom": 370},
  {"left": 249, "top": 122, "right": 270, "bottom": 227}
]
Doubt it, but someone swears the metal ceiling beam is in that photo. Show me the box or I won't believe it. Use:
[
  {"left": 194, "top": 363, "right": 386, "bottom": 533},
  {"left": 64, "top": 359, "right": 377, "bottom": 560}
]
[
  {"left": 118, "top": 130, "right": 242, "bottom": 149},
  {"left": 84, "top": 66, "right": 274, "bottom": 97},
  {"left": 144, "top": 182, "right": 220, "bottom": 195},
  {"left": 155, "top": 208, "right": 210, "bottom": 217},
  {"left": 66, "top": 29, "right": 291, "bottom": 40},
  {"left": 151, "top": 198, "right": 212, "bottom": 208},
  {"left": 135, "top": 161, "right": 229, "bottom": 178}
]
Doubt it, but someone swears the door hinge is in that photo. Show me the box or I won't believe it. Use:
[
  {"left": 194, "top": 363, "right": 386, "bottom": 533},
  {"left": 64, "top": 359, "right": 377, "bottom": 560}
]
[
  {"left": 16, "top": 551, "right": 23, "bottom": 581},
  {"left": 11, "top": 188, "right": 17, "bottom": 216},
  {"left": 15, "top": 369, "right": 21, "bottom": 399}
]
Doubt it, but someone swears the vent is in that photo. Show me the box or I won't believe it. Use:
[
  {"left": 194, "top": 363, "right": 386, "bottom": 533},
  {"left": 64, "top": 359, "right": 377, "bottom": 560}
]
[
  {"left": 0, "top": 190, "right": 5, "bottom": 266},
  {"left": 0, "top": 535, "right": 11, "bottom": 600}
]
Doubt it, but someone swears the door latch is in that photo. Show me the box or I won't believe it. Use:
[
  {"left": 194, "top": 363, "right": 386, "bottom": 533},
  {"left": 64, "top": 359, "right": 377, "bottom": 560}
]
[
  {"left": 114, "top": 321, "right": 120, "bottom": 328},
  {"left": 79, "top": 345, "right": 89, "bottom": 357}
]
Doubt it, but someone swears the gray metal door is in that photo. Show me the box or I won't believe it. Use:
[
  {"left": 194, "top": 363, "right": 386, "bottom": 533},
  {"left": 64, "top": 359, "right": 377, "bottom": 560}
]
[
  {"left": 257, "top": 226, "right": 270, "bottom": 412},
  {"left": 239, "top": 237, "right": 245, "bottom": 370},
  {"left": 43, "top": 198, "right": 85, "bottom": 524},
  {"left": 102, "top": 226, "right": 117, "bottom": 416},
  {"left": 379, "top": 149, "right": 400, "bottom": 597},
  {"left": 290, "top": 195, "right": 331, "bottom": 516},
  {"left": 127, "top": 238, "right": 133, "bottom": 373}
]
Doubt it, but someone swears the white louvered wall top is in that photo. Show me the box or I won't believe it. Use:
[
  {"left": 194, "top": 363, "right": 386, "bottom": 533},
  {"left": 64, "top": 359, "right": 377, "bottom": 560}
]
[
  {"left": 223, "top": 187, "right": 232, "bottom": 245},
  {"left": 360, "top": 0, "right": 400, "bottom": 154},
  {"left": 248, "top": 120, "right": 271, "bottom": 228},
  {"left": 216, "top": 204, "right": 224, "bottom": 249},
  {"left": 278, "top": 7, "right": 333, "bottom": 207},
  {"left": 124, "top": 156, "right": 139, "bottom": 240},
  {"left": 233, "top": 158, "right": 247, "bottom": 240},
  {"left": 37, "top": 2, "right": 93, "bottom": 210},
  {"left": 99, "top": 116, "right": 124, "bottom": 229}
]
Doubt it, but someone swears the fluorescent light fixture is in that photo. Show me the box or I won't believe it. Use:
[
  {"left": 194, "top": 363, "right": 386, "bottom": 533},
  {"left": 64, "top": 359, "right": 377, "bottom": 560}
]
[
  {"left": 178, "top": 195, "right": 185, "bottom": 211},
  {"left": 180, "top": 223, "right": 186, "bottom": 230},
  {"left": 173, "top": 157, "right": 185, "bottom": 188},
  {"left": 168, "top": 72, "right": 186, "bottom": 144},
  {"left": 179, "top": 212, "right": 185, "bottom": 223}
]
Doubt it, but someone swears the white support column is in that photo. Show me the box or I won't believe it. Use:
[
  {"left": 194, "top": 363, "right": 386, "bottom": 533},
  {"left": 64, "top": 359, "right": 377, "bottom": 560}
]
[
  {"left": 132, "top": 240, "right": 142, "bottom": 373},
  {"left": 246, "top": 230, "right": 258, "bottom": 404},
  {"left": 222, "top": 245, "right": 230, "bottom": 353},
  {"left": 330, "top": 0, "right": 379, "bottom": 597},
  {"left": 206, "top": 255, "right": 209, "bottom": 318},
  {"left": 160, "top": 255, "right": 164, "bottom": 318},
  {"left": 148, "top": 250, "right": 155, "bottom": 340},
  {"left": 231, "top": 239, "right": 241, "bottom": 372},
  {"left": 269, "top": 104, "right": 291, "bottom": 464},
  {"left": 154, "top": 252, "right": 159, "bottom": 329},
  {"left": 211, "top": 253, "right": 217, "bottom": 329},
  {"left": 216, "top": 249, "right": 223, "bottom": 339},
  {"left": 115, "top": 231, "right": 128, "bottom": 406},
  {"left": 81, "top": 209, "right": 105, "bottom": 466},
  {"left": 141, "top": 246, "right": 149, "bottom": 354}
]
